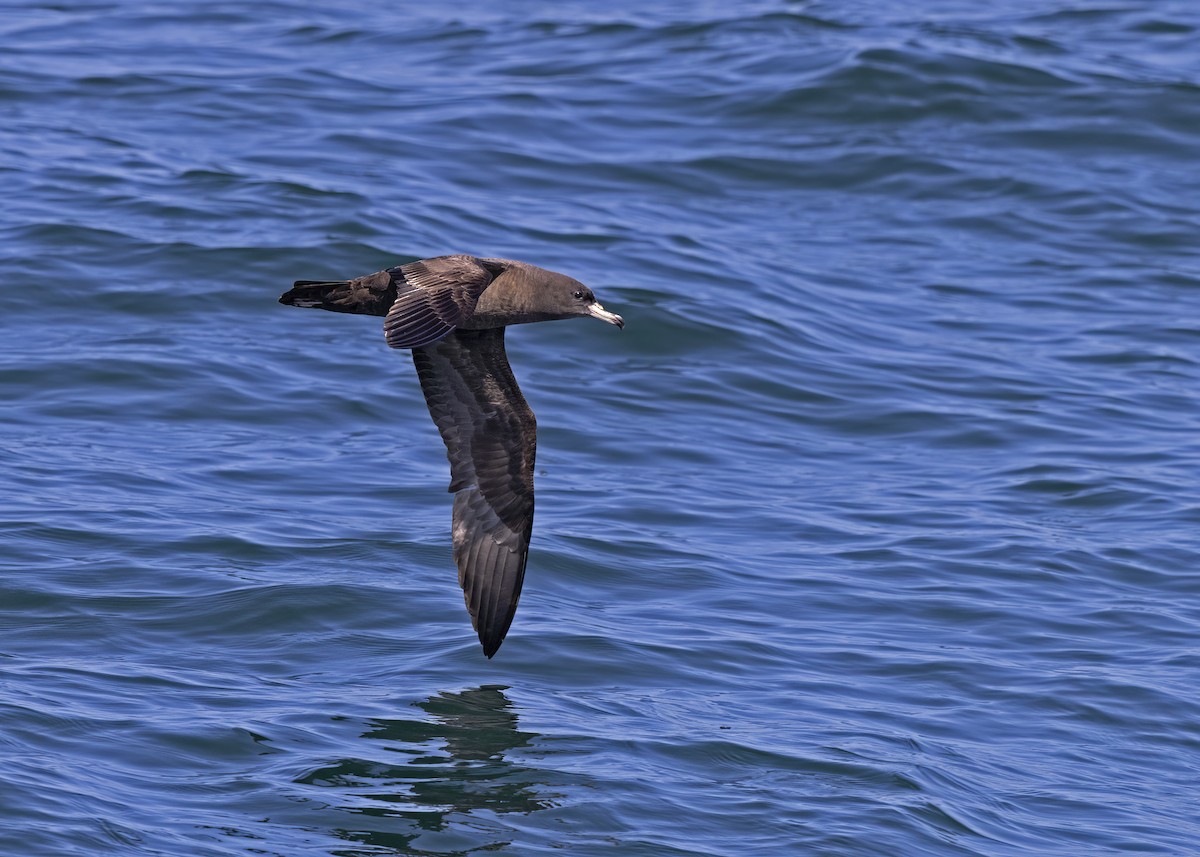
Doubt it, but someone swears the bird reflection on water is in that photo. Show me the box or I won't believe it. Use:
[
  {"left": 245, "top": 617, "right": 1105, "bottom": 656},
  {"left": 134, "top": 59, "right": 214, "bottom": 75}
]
[{"left": 296, "top": 685, "right": 555, "bottom": 853}]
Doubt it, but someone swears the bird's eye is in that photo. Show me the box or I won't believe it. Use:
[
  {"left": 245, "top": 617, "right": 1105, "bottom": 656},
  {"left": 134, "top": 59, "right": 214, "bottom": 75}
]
[{"left": 572, "top": 289, "right": 587, "bottom": 301}]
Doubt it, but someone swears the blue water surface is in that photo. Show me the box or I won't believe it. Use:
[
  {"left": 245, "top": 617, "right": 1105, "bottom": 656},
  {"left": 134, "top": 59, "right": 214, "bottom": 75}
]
[{"left": 2, "top": 1, "right": 1200, "bottom": 854}]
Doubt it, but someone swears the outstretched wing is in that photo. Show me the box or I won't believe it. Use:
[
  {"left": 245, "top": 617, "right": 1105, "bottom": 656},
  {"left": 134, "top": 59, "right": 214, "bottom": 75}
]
[
  {"left": 384, "top": 255, "right": 497, "bottom": 349},
  {"left": 411, "top": 328, "right": 536, "bottom": 658}
]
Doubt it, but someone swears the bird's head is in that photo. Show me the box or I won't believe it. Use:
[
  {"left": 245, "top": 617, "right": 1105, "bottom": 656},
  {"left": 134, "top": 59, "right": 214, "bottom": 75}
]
[
  {"left": 481, "top": 259, "right": 625, "bottom": 329},
  {"left": 555, "top": 277, "right": 625, "bottom": 329}
]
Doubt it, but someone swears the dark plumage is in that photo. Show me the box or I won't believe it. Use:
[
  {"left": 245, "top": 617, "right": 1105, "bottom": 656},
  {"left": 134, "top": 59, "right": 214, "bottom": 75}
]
[{"left": 280, "top": 255, "right": 624, "bottom": 657}]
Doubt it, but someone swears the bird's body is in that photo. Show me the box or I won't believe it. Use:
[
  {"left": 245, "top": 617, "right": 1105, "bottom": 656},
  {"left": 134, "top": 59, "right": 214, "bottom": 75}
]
[{"left": 280, "top": 255, "right": 623, "bottom": 657}]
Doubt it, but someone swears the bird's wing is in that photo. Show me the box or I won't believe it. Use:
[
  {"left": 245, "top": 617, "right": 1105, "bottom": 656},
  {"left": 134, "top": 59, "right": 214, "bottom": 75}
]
[
  {"left": 384, "top": 255, "right": 496, "bottom": 349},
  {"left": 411, "top": 328, "right": 536, "bottom": 658}
]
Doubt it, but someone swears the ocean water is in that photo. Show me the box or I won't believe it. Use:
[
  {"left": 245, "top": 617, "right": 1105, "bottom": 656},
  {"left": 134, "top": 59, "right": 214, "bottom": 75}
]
[{"left": 3, "top": 1, "right": 1200, "bottom": 854}]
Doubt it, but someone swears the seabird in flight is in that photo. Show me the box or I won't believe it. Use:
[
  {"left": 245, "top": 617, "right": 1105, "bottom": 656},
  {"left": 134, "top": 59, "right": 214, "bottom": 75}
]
[{"left": 279, "top": 255, "right": 624, "bottom": 657}]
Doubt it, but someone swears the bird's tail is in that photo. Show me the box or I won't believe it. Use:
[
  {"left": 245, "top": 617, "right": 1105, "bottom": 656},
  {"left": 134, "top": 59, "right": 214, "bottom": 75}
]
[
  {"left": 279, "top": 270, "right": 398, "bottom": 317},
  {"left": 280, "top": 280, "right": 353, "bottom": 310}
]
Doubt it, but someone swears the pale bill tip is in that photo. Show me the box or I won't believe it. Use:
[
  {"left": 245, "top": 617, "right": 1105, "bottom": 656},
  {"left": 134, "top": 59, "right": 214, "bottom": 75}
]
[{"left": 587, "top": 302, "right": 625, "bottom": 329}]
